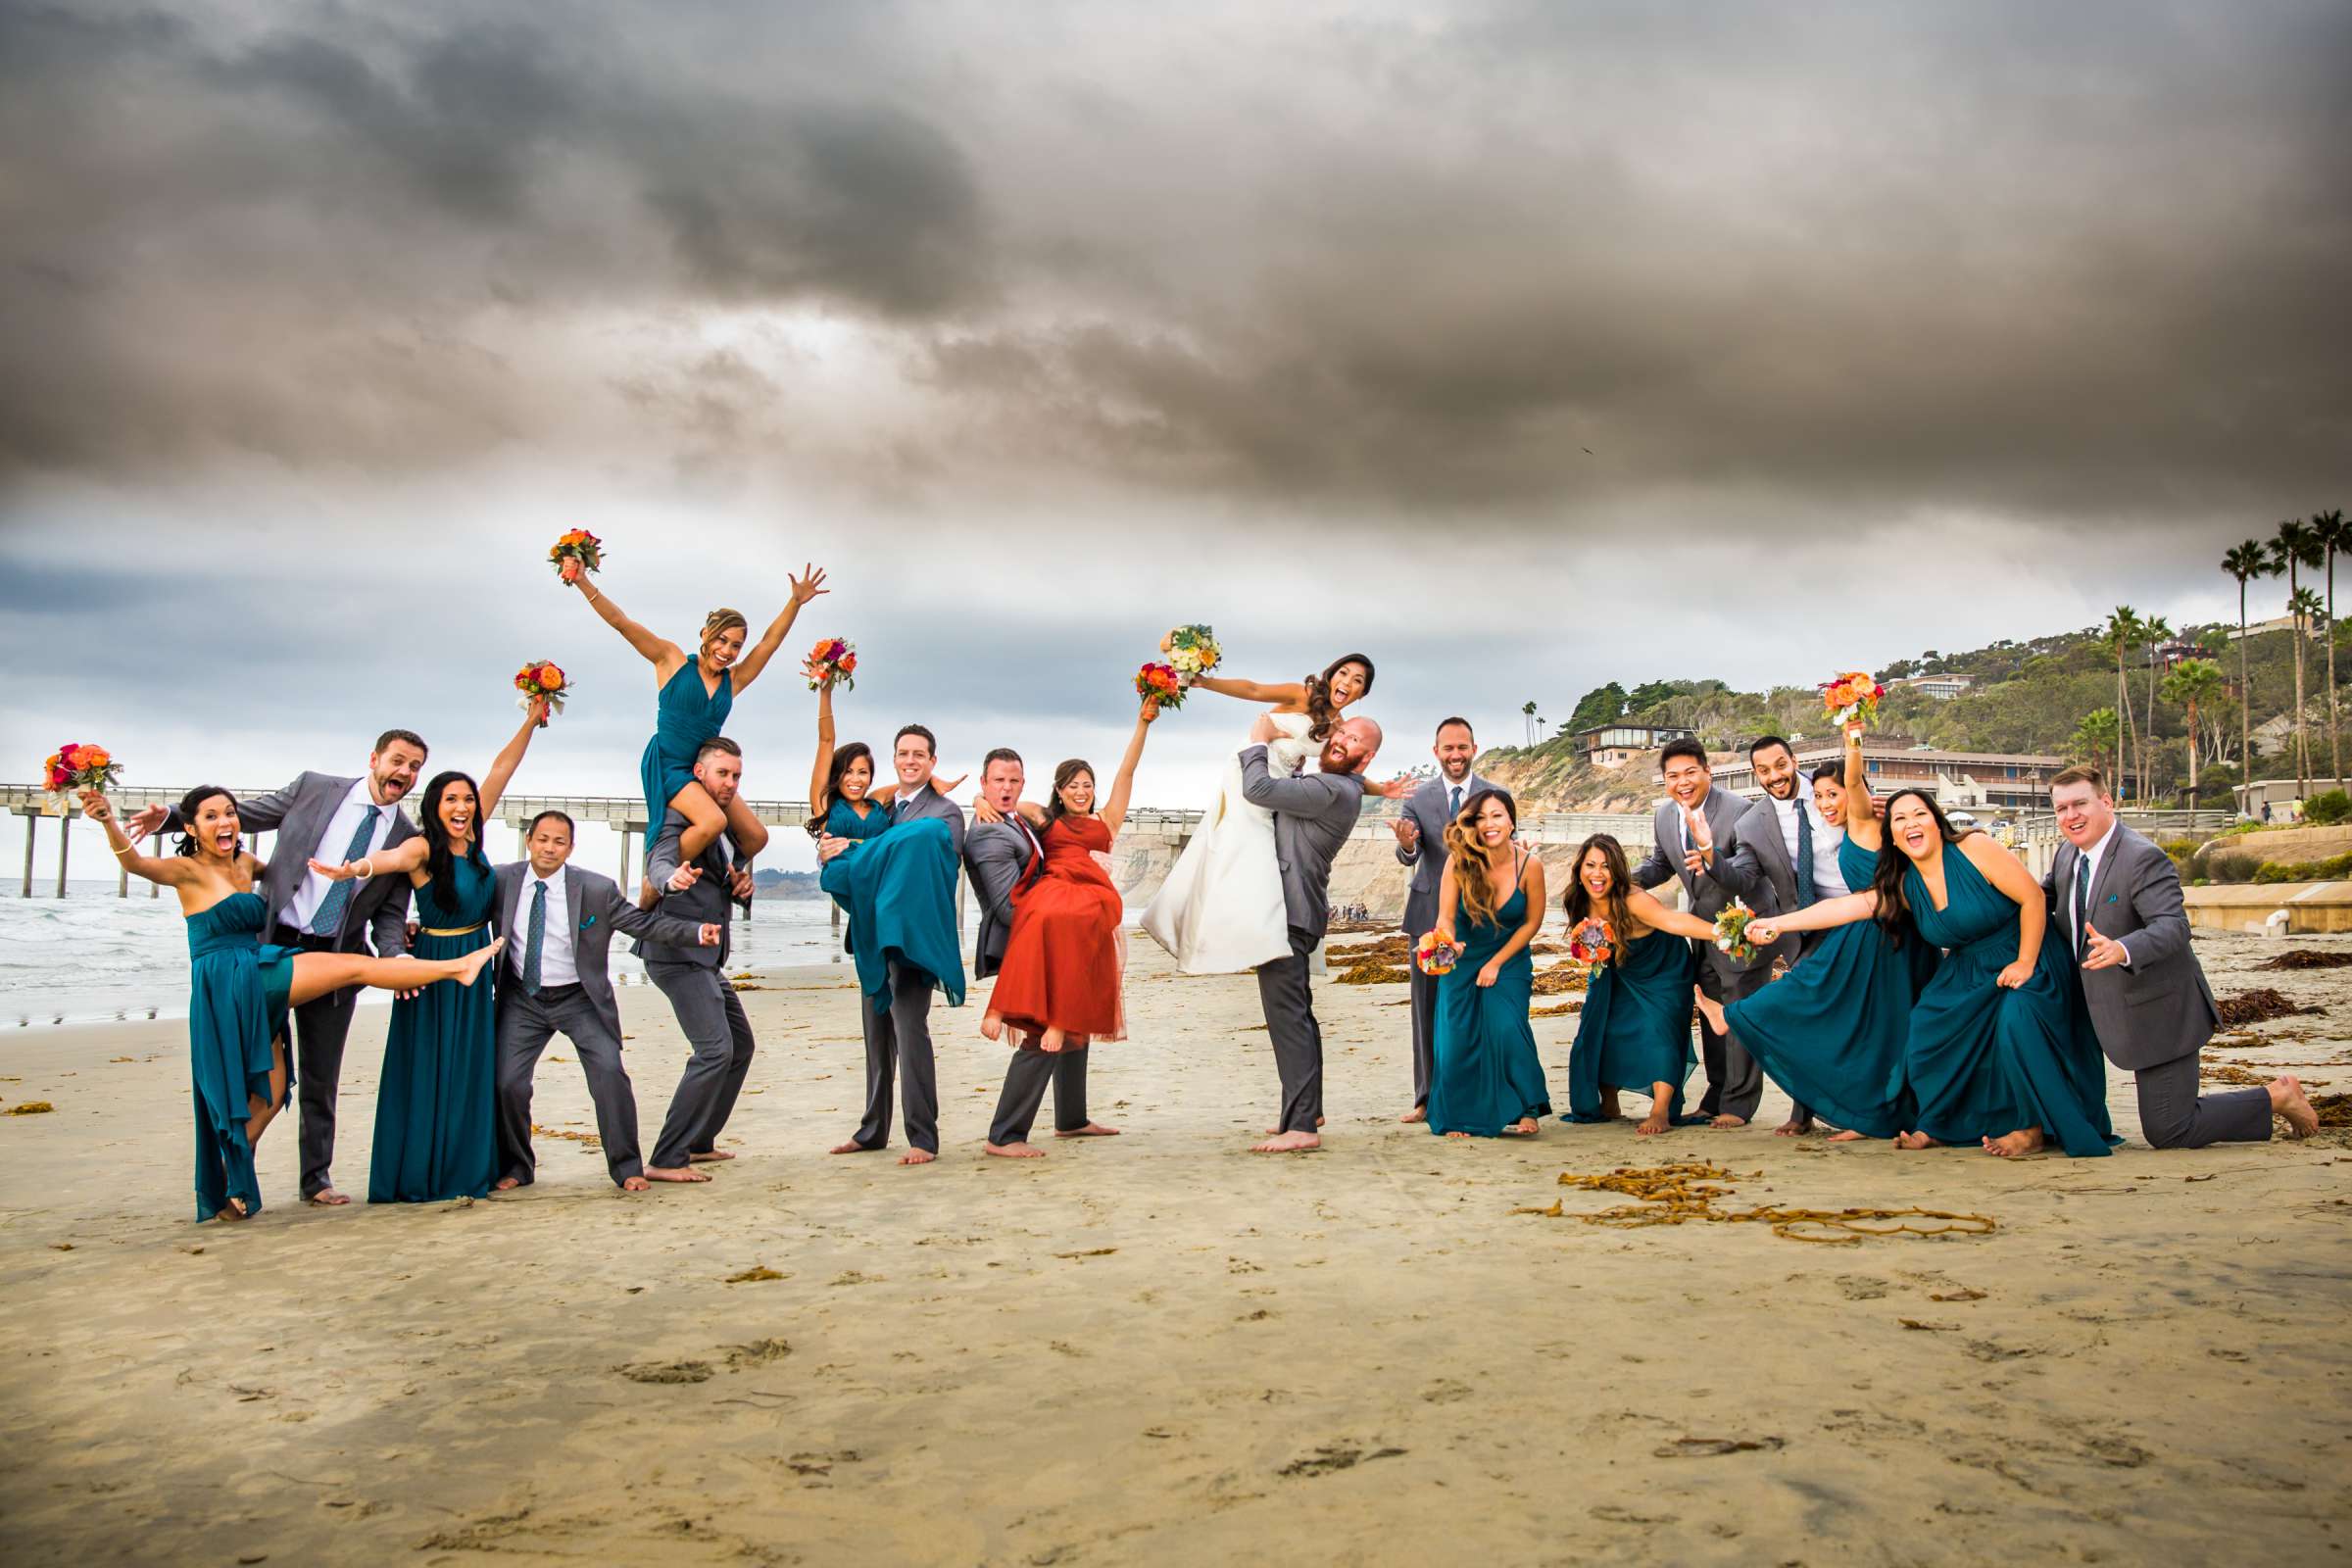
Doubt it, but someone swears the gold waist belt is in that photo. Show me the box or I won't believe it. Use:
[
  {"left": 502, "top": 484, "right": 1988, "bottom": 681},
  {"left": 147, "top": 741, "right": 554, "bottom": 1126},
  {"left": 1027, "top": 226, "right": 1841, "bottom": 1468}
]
[{"left": 417, "top": 922, "right": 488, "bottom": 937}]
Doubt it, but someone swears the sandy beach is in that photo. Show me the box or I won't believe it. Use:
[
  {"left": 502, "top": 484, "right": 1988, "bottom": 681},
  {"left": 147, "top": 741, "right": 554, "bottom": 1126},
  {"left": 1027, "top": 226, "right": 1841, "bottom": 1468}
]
[{"left": 2, "top": 929, "right": 2347, "bottom": 1566}]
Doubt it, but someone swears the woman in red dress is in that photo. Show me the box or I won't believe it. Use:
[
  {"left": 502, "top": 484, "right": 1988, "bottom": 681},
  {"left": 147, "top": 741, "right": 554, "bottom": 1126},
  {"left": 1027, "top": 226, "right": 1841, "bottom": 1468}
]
[{"left": 984, "top": 699, "right": 1159, "bottom": 1053}]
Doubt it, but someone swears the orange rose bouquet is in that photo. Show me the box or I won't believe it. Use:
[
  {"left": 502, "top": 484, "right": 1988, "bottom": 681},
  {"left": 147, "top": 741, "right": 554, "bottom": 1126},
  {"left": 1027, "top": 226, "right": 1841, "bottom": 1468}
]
[
  {"left": 803, "top": 636, "right": 858, "bottom": 693},
  {"left": 1413, "top": 929, "right": 1460, "bottom": 977},
  {"left": 45, "top": 742, "right": 122, "bottom": 801},
  {"left": 1136, "top": 662, "right": 1187, "bottom": 711},
  {"left": 514, "top": 660, "right": 571, "bottom": 722},
  {"left": 1566, "top": 916, "right": 1614, "bottom": 977},
  {"left": 550, "top": 528, "right": 604, "bottom": 583},
  {"left": 1820, "top": 669, "right": 1885, "bottom": 734}
]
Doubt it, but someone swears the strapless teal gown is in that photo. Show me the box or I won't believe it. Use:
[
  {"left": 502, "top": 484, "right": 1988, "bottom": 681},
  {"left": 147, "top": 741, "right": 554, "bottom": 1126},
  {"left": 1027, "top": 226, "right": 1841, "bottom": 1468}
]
[
  {"left": 1723, "top": 836, "right": 1940, "bottom": 1138},
  {"left": 1903, "top": 846, "right": 2118, "bottom": 1157},
  {"left": 184, "top": 893, "right": 295, "bottom": 1221},
  {"left": 819, "top": 814, "right": 966, "bottom": 1009},
  {"left": 1427, "top": 884, "right": 1551, "bottom": 1135},
  {"left": 641, "top": 662, "right": 733, "bottom": 832},
  {"left": 369, "top": 855, "right": 498, "bottom": 1202},
  {"left": 819, "top": 797, "right": 892, "bottom": 954},
  {"left": 1565, "top": 927, "right": 1697, "bottom": 1123}
]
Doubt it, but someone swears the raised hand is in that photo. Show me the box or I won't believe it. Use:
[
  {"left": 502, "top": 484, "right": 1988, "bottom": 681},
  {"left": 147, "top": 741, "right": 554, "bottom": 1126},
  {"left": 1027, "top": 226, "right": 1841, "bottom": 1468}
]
[
  {"left": 970, "top": 796, "right": 1005, "bottom": 825},
  {"left": 76, "top": 789, "right": 113, "bottom": 825},
  {"left": 526, "top": 695, "right": 551, "bottom": 729},
  {"left": 1391, "top": 815, "right": 1419, "bottom": 848},
  {"left": 666, "top": 863, "right": 704, "bottom": 894},
  {"left": 789, "top": 564, "right": 830, "bottom": 607},
  {"left": 935, "top": 770, "right": 969, "bottom": 794},
  {"left": 122, "top": 802, "right": 168, "bottom": 839},
  {"left": 2080, "top": 923, "right": 2130, "bottom": 972},
  {"left": 560, "top": 556, "right": 584, "bottom": 586},
  {"left": 1370, "top": 775, "right": 1413, "bottom": 801}
]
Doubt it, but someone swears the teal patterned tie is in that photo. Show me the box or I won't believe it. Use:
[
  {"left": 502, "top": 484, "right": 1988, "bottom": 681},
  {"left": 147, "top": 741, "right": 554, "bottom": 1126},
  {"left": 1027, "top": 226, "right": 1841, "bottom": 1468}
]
[
  {"left": 524, "top": 881, "right": 547, "bottom": 994},
  {"left": 309, "top": 805, "right": 382, "bottom": 936}
]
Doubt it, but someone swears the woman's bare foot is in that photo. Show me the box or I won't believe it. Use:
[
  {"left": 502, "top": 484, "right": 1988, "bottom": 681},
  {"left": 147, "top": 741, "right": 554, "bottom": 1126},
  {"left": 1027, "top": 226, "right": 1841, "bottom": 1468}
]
[
  {"left": 1053, "top": 1122, "right": 1121, "bottom": 1138},
  {"left": 1827, "top": 1129, "right": 1867, "bottom": 1143},
  {"left": 1399, "top": 1104, "right": 1428, "bottom": 1124},
  {"left": 985, "top": 1141, "right": 1045, "bottom": 1158},
  {"left": 1444, "top": 1130, "right": 1472, "bottom": 1141},
  {"left": 1636, "top": 1109, "right": 1673, "bottom": 1137},
  {"left": 218, "top": 1197, "right": 250, "bottom": 1222},
  {"left": 1893, "top": 1130, "right": 1941, "bottom": 1151},
  {"left": 643, "top": 1164, "right": 710, "bottom": 1183},
  {"left": 1692, "top": 989, "right": 1728, "bottom": 1035},
  {"left": 1982, "top": 1127, "right": 2045, "bottom": 1158},
  {"left": 457, "top": 939, "right": 504, "bottom": 987},
  {"left": 1501, "top": 1118, "right": 1540, "bottom": 1137},
  {"left": 1040, "top": 1026, "right": 1068, "bottom": 1054},
  {"left": 899, "top": 1148, "right": 938, "bottom": 1166},
  {"left": 493, "top": 1175, "right": 522, "bottom": 1191},
  {"left": 980, "top": 1012, "right": 1004, "bottom": 1043},
  {"left": 1251, "top": 1130, "right": 1322, "bottom": 1152},
  {"left": 687, "top": 1149, "right": 735, "bottom": 1163},
  {"left": 2271, "top": 1075, "right": 2321, "bottom": 1138},
  {"left": 1709, "top": 1114, "right": 1748, "bottom": 1130},
  {"left": 829, "top": 1139, "right": 881, "bottom": 1154}
]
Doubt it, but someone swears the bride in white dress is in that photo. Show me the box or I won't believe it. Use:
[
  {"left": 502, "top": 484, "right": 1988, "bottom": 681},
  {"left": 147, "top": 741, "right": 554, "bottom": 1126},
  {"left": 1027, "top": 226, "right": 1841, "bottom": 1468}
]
[{"left": 1142, "top": 653, "right": 1394, "bottom": 973}]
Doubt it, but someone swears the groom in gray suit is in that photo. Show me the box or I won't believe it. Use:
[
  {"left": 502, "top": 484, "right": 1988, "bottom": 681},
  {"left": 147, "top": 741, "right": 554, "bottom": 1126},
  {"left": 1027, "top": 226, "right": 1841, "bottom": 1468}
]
[
  {"left": 1631, "top": 738, "right": 1762, "bottom": 1127},
  {"left": 1712, "top": 735, "right": 1837, "bottom": 1134},
  {"left": 1392, "top": 716, "right": 1490, "bottom": 1121},
  {"left": 1246, "top": 716, "right": 1382, "bottom": 1152},
  {"left": 491, "top": 809, "right": 718, "bottom": 1194},
  {"left": 2045, "top": 766, "right": 2318, "bottom": 1145},
  {"left": 128, "top": 729, "right": 427, "bottom": 1205}
]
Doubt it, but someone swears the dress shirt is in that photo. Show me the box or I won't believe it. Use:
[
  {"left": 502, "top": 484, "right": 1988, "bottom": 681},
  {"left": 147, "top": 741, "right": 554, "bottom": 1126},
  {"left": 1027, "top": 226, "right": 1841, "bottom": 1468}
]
[
  {"left": 513, "top": 863, "right": 580, "bottom": 988},
  {"left": 2069, "top": 821, "right": 2125, "bottom": 956},
  {"left": 284, "top": 776, "right": 402, "bottom": 932},
  {"left": 1770, "top": 793, "right": 1850, "bottom": 898}
]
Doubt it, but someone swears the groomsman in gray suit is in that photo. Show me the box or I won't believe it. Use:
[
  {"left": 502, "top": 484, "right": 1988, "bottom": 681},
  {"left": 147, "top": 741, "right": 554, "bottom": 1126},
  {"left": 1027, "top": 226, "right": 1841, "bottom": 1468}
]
[
  {"left": 1392, "top": 716, "right": 1490, "bottom": 1122},
  {"left": 490, "top": 809, "right": 718, "bottom": 1194},
  {"left": 128, "top": 729, "right": 427, "bottom": 1206},
  {"left": 2044, "top": 766, "right": 2318, "bottom": 1145},
  {"left": 821, "top": 722, "right": 966, "bottom": 1165},
  {"left": 639, "top": 738, "right": 759, "bottom": 1184},
  {"left": 1631, "top": 737, "right": 1762, "bottom": 1127},
  {"left": 1714, "top": 736, "right": 1845, "bottom": 1134},
  {"left": 1246, "top": 716, "right": 1382, "bottom": 1152}
]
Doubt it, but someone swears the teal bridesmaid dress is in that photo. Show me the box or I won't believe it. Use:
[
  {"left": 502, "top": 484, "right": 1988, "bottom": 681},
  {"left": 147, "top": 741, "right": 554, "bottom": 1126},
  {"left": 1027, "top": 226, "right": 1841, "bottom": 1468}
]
[
  {"left": 1722, "top": 835, "right": 1940, "bottom": 1138},
  {"left": 369, "top": 854, "right": 499, "bottom": 1202},
  {"left": 1565, "top": 926, "right": 1698, "bottom": 1123},
  {"left": 819, "top": 796, "right": 892, "bottom": 952},
  {"left": 1902, "top": 845, "right": 2119, "bottom": 1156},
  {"left": 818, "top": 814, "right": 966, "bottom": 1010},
  {"left": 1426, "top": 875, "right": 1551, "bottom": 1136},
  {"left": 184, "top": 892, "right": 296, "bottom": 1221},
  {"left": 640, "top": 662, "right": 733, "bottom": 831}
]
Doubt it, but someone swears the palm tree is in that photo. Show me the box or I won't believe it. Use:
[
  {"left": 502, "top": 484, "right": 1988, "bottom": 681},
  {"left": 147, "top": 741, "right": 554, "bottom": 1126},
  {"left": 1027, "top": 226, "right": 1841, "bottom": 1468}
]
[
  {"left": 2102, "top": 607, "right": 2142, "bottom": 801},
  {"left": 2139, "top": 612, "right": 2173, "bottom": 805},
  {"left": 2222, "top": 539, "right": 2271, "bottom": 778},
  {"left": 2070, "top": 708, "right": 2122, "bottom": 782},
  {"left": 2271, "top": 518, "right": 2323, "bottom": 796},
  {"left": 1521, "top": 700, "right": 1538, "bottom": 747},
  {"left": 2312, "top": 508, "right": 2351, "bottom": 784},
  {"left": 2162, "top": 659, "right": 2226, "bottom": 804}
]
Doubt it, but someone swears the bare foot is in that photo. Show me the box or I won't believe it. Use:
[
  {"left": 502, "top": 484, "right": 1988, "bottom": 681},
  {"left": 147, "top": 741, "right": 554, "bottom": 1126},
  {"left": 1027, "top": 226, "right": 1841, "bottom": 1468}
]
[
  {"left": 1596, "top": 1089, "right": 1622, "bottom": 1120},
  {"left": 1982, "top": 1127, "right": 2045, "bottom": 1158},
  {"left": 1264, "top": 1115, "right": 1328, "bottom": 1134},
  {"left": 1053, "top": 1122, "right": 1121, "bottom": 1138},
  {"left": 1827, "top": 1129, "right": 1867, "bottom": 1143},
  {"left": 306, "top": 1188, "right": 350, "bottom": 1207},
  {"left": 980, "top": 1012, "right": 1004, "bottom": 1043},
  {"left": 1444, "top": 1130, "right": 1472, "bottom": 1141},
  {"left": 1692, "top": 989, "right": 1728, "bottom": 1035},
  {"left": 1636, "top": 1110, "right": 1673, "bottom": 1137},
  {"left": 687, "top": 1150, "right": 735, "bottom": 1163},
  {"left": 1774, "top": 1117, "right": 1813, "bottom": 1137},
  {"left": 898, "top": 1148, "right": 938, "bottom": 1166},
  {"left": 620, "top": 1176, "right": 651, "bottom": 1192},
  {"left": 218, "top": 1197, "right": 250, "bottom": 1222},
  {"left": 457, "top": 939, "right": 503, "bottom": 987},
  {"left": 1893, "top": 1130, "right": 1941, "bottom": 1151},
  {"left": 643, "top": 1164, "right": 710, "bottom": 1183},
  {"left": 1710, "top": 1114, "right": 1748, "bottom": 1130},
  {"left": 985, "top": 1141, "right": 1045, "bottom": 1158},
  {"left": 1500, "top": 1118, "right": 1540, "bottom": 1137},
  {"left": 1250, "top": 1130, "right": 1322, "bottom": 1153},
  {"left": 829, "top": 1139, "right": 882, "bottom": 1154},
  {"left": 1040, "top": 1026, "right": 1068, "bottom": 1054},
  {"left": 1398, "top": 1104, "right": 1428, "bottom": 1124},
  {"left": 2272, "top": 1075, "right": 2320, "bottom": 1139},
  {"left": 493, "top": 1175, "right": 522, "bottom": 1191}
]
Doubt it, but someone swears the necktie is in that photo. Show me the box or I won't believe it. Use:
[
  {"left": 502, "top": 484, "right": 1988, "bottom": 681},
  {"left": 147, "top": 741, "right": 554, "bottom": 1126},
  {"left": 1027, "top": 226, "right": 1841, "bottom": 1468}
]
[
  {"left": 1449, "top": 785, "right": 1462, "bottom": 818},
  {"left": 1794, "top": 803, "right": 1816, "bottom": 906},
  {"left": 524, "top": 881, "right": 547, "bottom": 994},
  {"left": 2074, "top": 856, "right": 2092, "bottom": 960},
  {"left": 309, "top": 805, "right": 382, "bottom": 936}
]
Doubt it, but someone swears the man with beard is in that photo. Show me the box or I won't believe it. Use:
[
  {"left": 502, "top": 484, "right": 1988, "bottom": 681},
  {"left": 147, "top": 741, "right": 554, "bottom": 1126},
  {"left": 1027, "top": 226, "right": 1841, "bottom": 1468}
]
[{"left": 1631, "top": 738, "right": 1758, "bottom": 1127}]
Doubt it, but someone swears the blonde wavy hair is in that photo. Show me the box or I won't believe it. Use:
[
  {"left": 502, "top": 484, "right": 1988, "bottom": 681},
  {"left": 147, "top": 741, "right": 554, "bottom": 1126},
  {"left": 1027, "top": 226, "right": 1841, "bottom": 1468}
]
[{"left": 1444, "top": 788, "right": 1519, "bottom": 928}]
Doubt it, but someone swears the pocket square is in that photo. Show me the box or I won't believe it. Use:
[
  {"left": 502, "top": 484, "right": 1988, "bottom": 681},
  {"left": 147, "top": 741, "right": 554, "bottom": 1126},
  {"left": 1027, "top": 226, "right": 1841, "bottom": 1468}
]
[
  {"left": 2105, "top": 895, "right": 2119, "bottom": 905},
  {"left": 580, "top": 915, "right": 599, "bottom": 929}
]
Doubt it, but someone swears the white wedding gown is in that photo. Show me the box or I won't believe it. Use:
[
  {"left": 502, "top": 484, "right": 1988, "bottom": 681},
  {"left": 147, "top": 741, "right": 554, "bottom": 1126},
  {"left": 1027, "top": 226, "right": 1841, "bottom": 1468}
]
[{"left": 1141, "top": 710, "right": 1316, "bottom": 974}]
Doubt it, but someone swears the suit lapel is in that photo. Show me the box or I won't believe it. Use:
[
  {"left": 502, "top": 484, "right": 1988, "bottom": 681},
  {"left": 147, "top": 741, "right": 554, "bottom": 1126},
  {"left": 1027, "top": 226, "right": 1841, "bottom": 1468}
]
[
  {"left": 2087, "top": 831, "right": 2129, "bottom": 927},
  {"left": 565, "top": 869, "right": 587, "bottom": 939}
]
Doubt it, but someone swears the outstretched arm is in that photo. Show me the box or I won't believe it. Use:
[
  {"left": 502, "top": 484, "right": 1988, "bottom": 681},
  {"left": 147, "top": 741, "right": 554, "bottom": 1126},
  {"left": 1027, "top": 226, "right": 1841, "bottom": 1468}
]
[
  {"left": 310, "top": 835, "right": 427, "bottom": 884},
  {"left": 79, "top": 792, "right": 191, "bottom": 888},
  {"left": 139, "top": 771, "right": 308, "bottom": 840},
  {"left": 729, "top": 564, "right": 828, "bottom": 691},
  {"left": 476, "top": 698, "right": 548, "bottom": 823},
  {"left": 1626, "top": 886, "right": 1726, "bottom": 944},
  {"left": 1744, "top": 887, "right": 1881, "bottom": 944},
  {"left": 1099, "top": 701, "right": 1159, "bottom": 836},
  {"left": 568, "top": 573, "right": 682, "bottom": 671},
  {"left": 1191, "top": 674, "right": 1308, "bottom": 709},
  {"left": 1237, "top": 745, "right": 1353, "bottom": 817}
]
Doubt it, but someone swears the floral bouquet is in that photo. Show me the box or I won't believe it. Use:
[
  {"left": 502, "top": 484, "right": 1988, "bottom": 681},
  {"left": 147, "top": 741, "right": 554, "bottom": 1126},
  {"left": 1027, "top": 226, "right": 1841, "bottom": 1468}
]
[
  {"left": 1158, "top": 623, "right": 1222, "bottom": 685},
  {"left": 1136, "top": 661, "right": 1187, "bottom": 711},
  {"left": 44, "top": 742, "right": 122, "bottom": 804},
  {"left": 514, "top": 660, "right": 570, "bottom": 722},
  {"left": 803, "top": 636, "right": 858, "bottom": 693},
  {"left": 1413, "top": 930, "right": 1459, "bottom": 977},
  {"left": 1713, "top": 898, "right": 1761, "bottom": 963},
  {"left": 1820, "top": 669, "right": 1885, "bottom": 734},
  {"left": 1566, "top": 915, "right": 1614, "bottom": 977},
  {"left": 550, "top": 528, "right": 604, "bottom": 582}
]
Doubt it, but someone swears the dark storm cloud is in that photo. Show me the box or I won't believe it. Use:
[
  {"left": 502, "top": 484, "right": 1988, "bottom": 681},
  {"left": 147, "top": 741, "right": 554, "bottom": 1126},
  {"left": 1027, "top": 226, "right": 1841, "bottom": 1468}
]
[{"left": 1, "top": 0, "right": 2346, "bottom": 526}]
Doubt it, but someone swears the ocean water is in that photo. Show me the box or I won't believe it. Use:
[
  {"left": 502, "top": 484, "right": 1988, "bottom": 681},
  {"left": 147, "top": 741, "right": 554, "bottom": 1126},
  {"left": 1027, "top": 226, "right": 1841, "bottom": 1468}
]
[{"left": 0, "top": 882, "right": 906, "bottom": 1031}]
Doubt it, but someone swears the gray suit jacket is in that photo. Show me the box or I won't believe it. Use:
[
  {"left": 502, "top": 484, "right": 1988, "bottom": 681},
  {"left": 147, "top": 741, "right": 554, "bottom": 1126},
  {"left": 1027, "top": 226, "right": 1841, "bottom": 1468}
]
[
  {"left": 1631, "top": 786, "right": 1753, "bottom": 976},
  {"left": 2043, "top": 825, "right": 2218, "bottom": 1070},
  {"left": 890, "top": 781, "right": 968, "bottom": 860},
  {"left": 492, "top": 861, "right": 706, "bottom": 1041},
  {"left": 636, "top": 808, "right": 752, "bottom": 968},
  {"left": 1239, "top": 745, "right": 1366, "bottom": 943},
  {"left": 964, "top": 813, "right": 1045, "bottom": 980},
  {"left": 1395, "top": 773, "right": 1491, "bottom": 937},
  {"left": 165, "top": 770, "right": 416, "bottom": 957},
  {"left": 1713, "top": 794, "right": 1806, "bottom": 971}
]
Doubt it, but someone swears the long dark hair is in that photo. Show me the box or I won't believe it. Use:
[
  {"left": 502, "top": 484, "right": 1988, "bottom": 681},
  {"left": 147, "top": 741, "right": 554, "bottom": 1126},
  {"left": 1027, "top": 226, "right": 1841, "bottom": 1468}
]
[
  {"left": 813, "top": 741, "right": 875, "bottom": 827},
  {"left": 1444, "top": 788, "right": 1519, "bottom": 927},
  {"left": 172, "top": 785, "right": 240, "bottom": 858},
  {"left": 418, "top": 770, "right": 489, "bottom": 911},
  {"left": 1869, "top": 788, "right": 1972, "bottom": 945},
  {"left": 1303, "top": 653, "right": 1375, "bottom": 742},
  {"left": 1561, "top": 832, "right": 1635, "bottom": 965},
  {"left": 1044, "top": 759, "right": 1095, "bottom": 828}
]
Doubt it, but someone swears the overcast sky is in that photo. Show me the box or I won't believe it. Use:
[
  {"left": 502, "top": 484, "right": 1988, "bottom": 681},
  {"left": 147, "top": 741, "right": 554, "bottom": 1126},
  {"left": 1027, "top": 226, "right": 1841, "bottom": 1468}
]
[{"left": 4, "top": 0, "right": 2347, "bottom": 870}]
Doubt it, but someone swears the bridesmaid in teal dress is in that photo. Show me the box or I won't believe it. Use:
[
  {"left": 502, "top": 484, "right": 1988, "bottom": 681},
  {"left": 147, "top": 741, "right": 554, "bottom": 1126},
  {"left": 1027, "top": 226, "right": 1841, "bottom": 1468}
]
[
  {"left": 1746, "top": 788, "right": 2118, "bottom": 1159},
  {"left": 1702, "top": 728, "right": 1938, "bottom": 1140},
  {"left": 564, "top": 555, "right": 831, "bottom": 866},
  {"left": 311, "top": 703, "right": 550, "bottom": 1202},
  {"left": 805, "top": 682, "right": 964, "bottom": 947},
  {"left": 1561, "top": 834, "right": 1724, "bottom": 1136},
  {"left": 81, "top": 787, "right": 505, "bottom": 1221},
  {"left": 1425, "top": 790, "right": 1551, "bottom": 1138}
]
